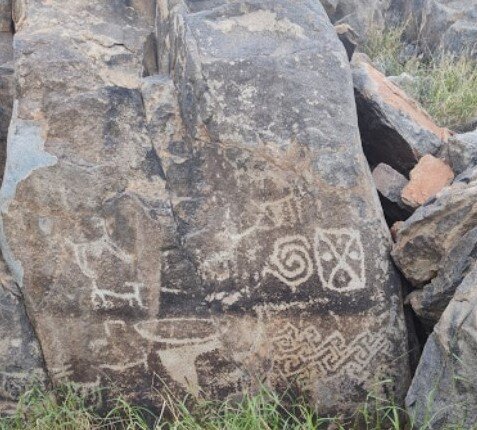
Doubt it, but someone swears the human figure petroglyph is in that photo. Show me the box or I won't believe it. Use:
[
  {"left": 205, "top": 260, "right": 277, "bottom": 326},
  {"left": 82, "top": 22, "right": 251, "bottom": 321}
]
[
  {"left": 262, "top": 235, "right": 313, "bottom": 292},
  {"left": 314, "top": 228, "right": 365, "bottom": 292},
  {"left": 134, "top": 318, "right": 221, "bottom": 395},
  {"left": 91, "top": 281, "right": 145, "bottom": 310}
]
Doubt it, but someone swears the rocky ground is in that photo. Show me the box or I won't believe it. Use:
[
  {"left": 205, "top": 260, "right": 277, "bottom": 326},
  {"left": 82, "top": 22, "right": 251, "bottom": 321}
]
[{"left": 0, "top": 1, "right": 476, "bottom": 429}]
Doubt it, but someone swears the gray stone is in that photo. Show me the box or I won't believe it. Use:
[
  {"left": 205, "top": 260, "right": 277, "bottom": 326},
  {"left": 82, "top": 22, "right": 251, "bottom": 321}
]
[
  {"left": 406, "top": 264, "right": 477, "bottom": 429},
  {"left": 0, "top": 256, "right": 46, "bottom": 415},
  {"left": 419, "top": 0, "right": 477, "bottom": 58},
  {"left": 406, "top": 227, "right": 477, "bottom": 328},
  {"left": 372, "top": 163, "right": 413, "bottom": 224},
  {"left": 352, "top": 53, "right": 449, "bottom": 175},
  {"left": 446, "top": 129, "right": 477, "bottom": 175},
  {"left": 0, "top": 0, "right": 410, "bottom": 412},
  {"left": 392, "top": 167, "right": 477, "bottom": 287}
]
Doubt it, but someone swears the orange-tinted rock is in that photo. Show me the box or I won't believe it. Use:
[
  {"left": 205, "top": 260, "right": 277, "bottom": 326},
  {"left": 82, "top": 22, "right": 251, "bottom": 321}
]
[
  {"left": 401, "top": 155, "right": 454, "bottom": 208},
  {"left": 352, "top": 54, "right": 450, "bottom": 176}
]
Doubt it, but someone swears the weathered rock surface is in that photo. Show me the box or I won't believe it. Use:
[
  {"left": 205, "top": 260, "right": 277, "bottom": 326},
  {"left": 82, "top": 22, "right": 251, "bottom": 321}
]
[
  {"left": 446, "top": 128, "right": 477, "bottom": 175},
  {"left": 0, "top": 257, "right": 46, "bottom": 415},
  {"left": 401, "top": 155, "right": 454, "bottom": 208},
  {"left": 392, "top": 167, "right": 477, "bottom": 287},
  {"left": 352, "top": 54, "right": 449, "bottom": 176},
  {"left": 407, "top": 264, "right": 477, "bottom": 429},
  {"left": 0, "top": 0, "right": 11, "bottom": 32},
  {"left": 406, "top": 226, "right": 477, "bottom": 328},
  {"left": 0, "top": 0, "right": 410, "bottom": 413},
  {"left": 372, "top": 163, "right": 412, "bottom": 224}
]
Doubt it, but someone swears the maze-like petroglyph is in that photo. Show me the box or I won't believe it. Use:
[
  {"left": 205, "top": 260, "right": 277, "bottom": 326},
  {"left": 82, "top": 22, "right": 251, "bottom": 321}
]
[
  {"left": 270, "top": 321, "right": 391, "bottom": 388},
  {"left": 263, "top": 227, "right": 366, "bottom": 292},
  {"left": 314, "top": 228, "right": 365, "bottom": 292},
  {"left": 262, "top": 235, "right": 313, "bottom": 292}
]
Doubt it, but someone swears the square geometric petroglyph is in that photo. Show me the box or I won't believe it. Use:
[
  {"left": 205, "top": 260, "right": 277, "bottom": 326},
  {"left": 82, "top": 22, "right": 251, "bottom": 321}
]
[{"left": 313, "top": 228, "right": 365, "bottom": 292}]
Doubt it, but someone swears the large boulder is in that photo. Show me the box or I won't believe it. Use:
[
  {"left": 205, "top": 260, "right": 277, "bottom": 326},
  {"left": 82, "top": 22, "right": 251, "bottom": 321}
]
[
  {"left": 0, "top": 0, "right": 410, "bottom": 413},
  {"left": 407, "top": 264, "right": 477, "bottom": 429},
  {"left": 352, "top": 54, "right": 449, "bottom": 176}
]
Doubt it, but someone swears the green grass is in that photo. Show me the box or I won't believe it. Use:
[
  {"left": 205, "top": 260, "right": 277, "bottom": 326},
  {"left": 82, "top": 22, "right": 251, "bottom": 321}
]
[
  {"left": 362, "top": 25, "right": 477, "bottom": 129},
  {"left": 0, "top": 382, "right": 468, "bottom": 430}
]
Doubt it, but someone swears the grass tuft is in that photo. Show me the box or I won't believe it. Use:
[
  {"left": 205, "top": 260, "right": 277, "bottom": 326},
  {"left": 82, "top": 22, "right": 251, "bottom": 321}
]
[
  {"left": 361, "top": 25, "right": 477, "bottom": 129},
  {"left": 0, "top": 382, "right": 474, "bottom": 429}
]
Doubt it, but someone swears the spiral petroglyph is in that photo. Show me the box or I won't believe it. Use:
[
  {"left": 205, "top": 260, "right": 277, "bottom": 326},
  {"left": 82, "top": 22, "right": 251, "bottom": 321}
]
[{"left": 262, "top": 236, "right": 313, "bottom": 292}]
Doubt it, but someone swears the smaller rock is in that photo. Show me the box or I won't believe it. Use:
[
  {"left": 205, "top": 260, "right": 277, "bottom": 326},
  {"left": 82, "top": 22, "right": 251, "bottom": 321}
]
[
  {"left": 406, "top": 227, "right": 477, "bottom": 328},
  {"left": 392, "top": 164, "right": 477, "bottom": 287},
  {"left": 372, "top": 163, "right": 413, "bottom": 224},
  {"left": 446, "top": 128, "right": 477, "bottom": 175},
  {"left": 406, "top": 262, "right": 477, "bottom": 429},
  {"left": 390, "top": 221, "right": 404, "bottom": 242},
  {"left": 352, "top": 54, "right": 449, "bottom": 175},
  {"left": 401, "top": 155, "right": 454, "bottom": 208},
  {"left": 334, "top": 23, "right": 358, "bottom": 61}
]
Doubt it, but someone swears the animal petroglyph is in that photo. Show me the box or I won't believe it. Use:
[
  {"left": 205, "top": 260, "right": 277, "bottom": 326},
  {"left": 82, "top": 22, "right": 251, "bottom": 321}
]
[
  {"left": 262, "top": 236, "right": 313, "bottom": 292},
  {"left": 230, "top": 192, "right": 304, "bottom": 243},
  {"left": 68, "top": 219, "right": 146, "bottom": 310},
  {"left": 314, "top": 228, "right": 365, "bottom": 292},
  {"left": 134, "top": 318, "right": 221, "bottom": 395},
  {"left": 270, "top": 322, "right": 391, "bottom": 388},
  {"left": 91, "top": 281, "right": 145, "bottom": 310},
  {"left": 263, "top": 228, "right": 366, "bottom": 292}
]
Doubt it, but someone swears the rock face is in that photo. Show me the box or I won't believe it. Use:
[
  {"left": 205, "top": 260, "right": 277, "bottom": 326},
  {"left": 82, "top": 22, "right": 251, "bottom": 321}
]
[
  {"left": 352, "top": 54, "right": 448, "bottom": 176},
  {"left": 0, "top": 0, "right": 410, "bottom": 413},
  {"left": 0, "top": 256, "right": 46, "bottom": 415},
  {"left": 407, "top": 264, "right": 477, "bottom": 429}
]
